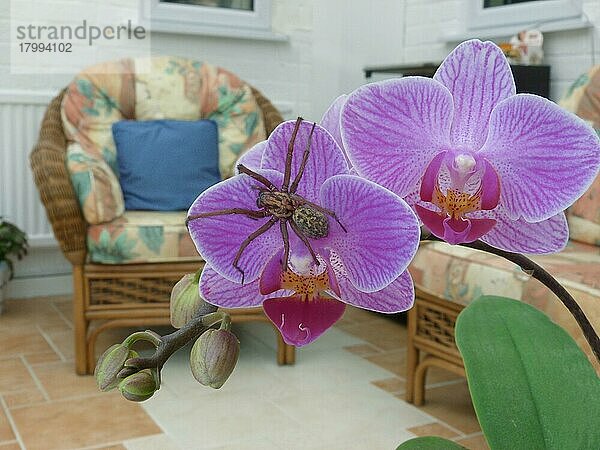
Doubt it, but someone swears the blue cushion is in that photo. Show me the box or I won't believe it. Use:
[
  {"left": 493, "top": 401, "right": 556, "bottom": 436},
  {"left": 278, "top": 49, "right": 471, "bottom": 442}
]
[{"left": 113, "top": 119, "right": 220, "bottom": 211}]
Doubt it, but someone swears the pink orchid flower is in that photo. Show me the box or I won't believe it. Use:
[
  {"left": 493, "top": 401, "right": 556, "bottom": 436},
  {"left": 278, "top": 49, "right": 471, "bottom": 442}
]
[
  {"left": 187, "top": 119, "right": 419, "bottom": 346},
  {"left": 341, "top": 39, "right": 600, "bottom": 253}
]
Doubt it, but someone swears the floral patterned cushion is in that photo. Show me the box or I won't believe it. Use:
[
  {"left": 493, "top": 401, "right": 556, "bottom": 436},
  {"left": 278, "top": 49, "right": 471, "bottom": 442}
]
[
  {"left": 410, "top": 241, "right": 600, "bottom": 368},
  {"left": 87, "top": 211, "right": 201, "bottom": 264},
  {"left": 62, "top": 56, "right": 266, "bottom": 225},
  {"left": 560, "top": 66, "right": 600, "bottom": 246}
]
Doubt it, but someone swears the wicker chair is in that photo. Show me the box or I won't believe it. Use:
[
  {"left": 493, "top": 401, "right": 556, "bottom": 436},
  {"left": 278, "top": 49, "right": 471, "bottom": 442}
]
[{"left": 30, "top": 79, "right": 295, "bottom": 375}]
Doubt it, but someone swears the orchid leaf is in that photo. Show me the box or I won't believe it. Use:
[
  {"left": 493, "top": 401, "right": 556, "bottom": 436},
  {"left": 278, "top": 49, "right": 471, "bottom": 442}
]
[
  {"left": 456, "top": 296, "right": 600, "bottom": 449},
  {"left": 396, "top": 436, "right": 467, "bottom": 449}
]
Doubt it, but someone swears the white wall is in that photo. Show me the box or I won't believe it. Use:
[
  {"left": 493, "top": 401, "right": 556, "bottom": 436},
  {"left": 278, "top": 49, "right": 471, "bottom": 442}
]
[{"left": 3, "top": 0, "right": 600, "bottom": 297}]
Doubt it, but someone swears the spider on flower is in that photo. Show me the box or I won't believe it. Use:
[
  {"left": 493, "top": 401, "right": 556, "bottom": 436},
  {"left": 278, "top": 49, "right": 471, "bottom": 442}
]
[{"left": 186, "top": 117, "right": 346, "bottom": 284}]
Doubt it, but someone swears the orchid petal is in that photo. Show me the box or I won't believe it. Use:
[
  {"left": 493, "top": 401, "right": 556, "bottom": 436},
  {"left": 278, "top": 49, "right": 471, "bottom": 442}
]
[
  {"left": 333, "top": 270, "right": 415, "bottom": 313},
  {"left": 319, "top": 175, "right": 420, "bottom": 292},
  {"left": 262, "top": 120, "right": 349, "bottom": 201},
  {"left": 199, "top": 265, "right": 266, "bottom": 308},
  {"left": 187, "top": 169, "right": 283, "bottom": 283},
  {"left": 321, "top": 95, "right": 347, "bottom": 155},
  {"left": 480, "top": 94, "right": 600, "bottom": 222},
  {"left": 341, "top": 77, "right": 453, "bottom": 197},
  {"left": 481, "top": 211, "right": 569, "bottom": 254},
  {"left": 420, "top": 151, "right": 447, "bottom": 202},
  {"left": 263, "top": 296, "right": 346, "bottom": 347},
  {"left": 416, "top": 205, "right": 496, "bottom": 244},
  {"left": 236, "top": 141, "right": 266, "bottom": 173},
  {"left": 434, "top": 39, "right": 515, "bottom": 149}
]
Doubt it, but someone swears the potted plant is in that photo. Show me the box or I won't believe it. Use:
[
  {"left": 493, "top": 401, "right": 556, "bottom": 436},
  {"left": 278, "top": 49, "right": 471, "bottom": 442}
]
[{"left": 0, "top": 218, "right": 28, "bottom": 313}]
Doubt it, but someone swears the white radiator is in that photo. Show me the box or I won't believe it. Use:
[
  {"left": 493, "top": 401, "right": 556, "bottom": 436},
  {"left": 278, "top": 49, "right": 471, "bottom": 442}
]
[{"left": 0, "top": 90, "right": 58, "bottom": 247}]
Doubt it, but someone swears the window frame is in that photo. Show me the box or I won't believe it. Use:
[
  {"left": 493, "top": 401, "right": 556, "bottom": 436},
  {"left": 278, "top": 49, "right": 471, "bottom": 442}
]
[
  {"left": 141, "top": 0, "right": 273, "bottom": 36},
  {"left": 466, "top": 0, "right": 584, "bottom": 31}
]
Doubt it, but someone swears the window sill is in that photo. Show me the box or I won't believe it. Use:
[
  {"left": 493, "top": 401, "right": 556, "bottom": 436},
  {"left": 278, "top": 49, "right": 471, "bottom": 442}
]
[
  {"left": 149, "top": 21, "right": 288, "bottom": 42},
  {"left": 443, "top": 16, "right": 591, "bottom": 42}
]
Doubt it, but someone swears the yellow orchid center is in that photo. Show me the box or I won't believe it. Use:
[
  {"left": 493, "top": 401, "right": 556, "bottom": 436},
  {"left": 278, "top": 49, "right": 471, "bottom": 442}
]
[
  {"left": 432, "top": 184, "right": 482, "bottom": 220},
  {"left": 280, "top": 271, "right": 330, "bottom": 301}
]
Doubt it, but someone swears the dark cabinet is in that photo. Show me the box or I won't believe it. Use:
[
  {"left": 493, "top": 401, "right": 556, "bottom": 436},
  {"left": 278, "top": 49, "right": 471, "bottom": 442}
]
[{"left": 364, "top": 63, "right": 550, "bottom": 98}]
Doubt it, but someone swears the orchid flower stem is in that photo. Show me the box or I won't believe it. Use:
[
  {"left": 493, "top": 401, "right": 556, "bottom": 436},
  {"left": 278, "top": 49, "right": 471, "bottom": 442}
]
[
  {"left": 422, "top": 236, "right": 600, "bottom": 363},
  {"left": 121, "top": 302, "right": 218, "bottom": 375}
]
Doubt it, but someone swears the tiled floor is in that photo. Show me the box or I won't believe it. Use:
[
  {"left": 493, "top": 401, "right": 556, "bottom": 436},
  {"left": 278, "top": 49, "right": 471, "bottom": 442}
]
[{"left": 0, "top": 296, "right": 489, "bottom": 449}]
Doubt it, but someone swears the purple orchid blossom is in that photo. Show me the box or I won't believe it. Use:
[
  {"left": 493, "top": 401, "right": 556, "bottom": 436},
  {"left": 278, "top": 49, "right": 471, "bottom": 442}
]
[
  {"left": 341, "top": 39, "right": 600, "bottom": 253},
  {"left": 188, "top": 119, "right": 420, "bottom": 346}
]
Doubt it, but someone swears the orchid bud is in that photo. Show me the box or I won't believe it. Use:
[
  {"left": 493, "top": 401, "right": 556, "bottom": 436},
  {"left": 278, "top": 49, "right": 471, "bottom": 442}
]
[
  {"left": 170, "top": 272, "right": 206, "bottom": 328},
  {"left": 118, "top": 369, "right": 158, "bottom": 402},
  {"left": 94, "top": 344, "right": 139, "bottom": 392},
  {"left": 190, "top": 329, "right": 240, "bottom": 389}
]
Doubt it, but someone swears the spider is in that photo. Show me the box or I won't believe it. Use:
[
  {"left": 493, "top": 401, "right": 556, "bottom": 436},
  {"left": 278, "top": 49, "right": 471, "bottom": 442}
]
[{"left": 186, "top": 117, "right": 346, "bottom": 284}]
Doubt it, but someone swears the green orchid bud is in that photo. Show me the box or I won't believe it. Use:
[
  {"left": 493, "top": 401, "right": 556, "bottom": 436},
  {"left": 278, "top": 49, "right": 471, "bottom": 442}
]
[
  {"left": 118, "top": 369, "right": 158, "bottom": 402},
  {"left": 94, "top": 344, "right": 139, "bottom": 392},
  {"left": 170, "top": 271, "right": 207, "bottom": 328},
  {"left": 190, "top": 329, "right": 240, "bottom": 389}
]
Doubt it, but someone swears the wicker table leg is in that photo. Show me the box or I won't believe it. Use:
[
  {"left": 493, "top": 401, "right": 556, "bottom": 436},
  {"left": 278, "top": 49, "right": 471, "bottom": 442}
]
[{"left": 405, "top": 305, "right": 419, "bottom": 403}]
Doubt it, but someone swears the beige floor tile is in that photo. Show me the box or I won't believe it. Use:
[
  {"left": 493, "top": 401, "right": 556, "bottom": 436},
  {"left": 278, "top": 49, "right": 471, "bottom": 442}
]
[
  {"left": 24, "top": 351, "right": 61, "bottom": 365},
  {"left": 3, "top": 388, "right": 47, "bottom": 408},
  {"left": 1, "top": 298, "right": 69, "bottom": 331},
  {"left": 365, "top": 349, "right": 464, "bottom": 384},
  {"left": 416, "top": 381, "right": 481, "bottom": 435},
  {"left": 123, "top": 433, "right": 180, "bottom": 450},
  {"left": 0, "top": 358, "right": 38, "bottom": 394},
  {"left": 0, "top": 442, "right": 20, "bottom": 450},
  {"left": 32, "top": 361, "right": 99, "bottom": 400},
  {"left": 455, "top": 433, "right": 490, "bottom": 450},
  {"left": 407, "top": 422, "right": 459, "bottom": 439},
  {"left": 341, "top": 318, "right": 408, "bottom": 351},
  {"left": 343, "top": 343, "right": 381, "bottom": 357},
  {"left": 11, "top": 393, "right": 161, "bottom": 450},
  {"left": 44, "top": 330, "right": 74, "bottom": 361},
  {"left": 51, "top": 297, "right": 74, "bottom": 324},
  {"left": 93, "top": 445, "right": 127, "bottom": 450},
  {"left": 0, "top": 328, "right": 54, "bottom": 358},
  {"left": 340, "top": 306, "right": 381, "bottom": 324},
  {"left": 0, "top": 407, "right": 15, "bottom": 442},
  {"left": 372, "top": 377, "right": 406, "bottom": 394}
]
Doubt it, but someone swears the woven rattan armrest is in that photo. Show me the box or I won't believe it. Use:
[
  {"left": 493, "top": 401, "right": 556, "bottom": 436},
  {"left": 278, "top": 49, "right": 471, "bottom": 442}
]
[
  {"left": 251, "top": 86, "right": 284, "bottom": 135},
  {"left": 30, "top": 89, "right": 87, "bottom": 265}
]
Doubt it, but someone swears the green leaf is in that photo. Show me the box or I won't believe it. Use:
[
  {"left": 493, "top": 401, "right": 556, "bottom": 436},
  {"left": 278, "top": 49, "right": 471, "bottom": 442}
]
[
  {"left": 455, "top": 296, "right": 600, "bottom": 450},
  {"left": 396, "top": 436, "right": 467, "bottom": 449},
  {"left": 138, "top": 226, "right": 164, "bottom": 254}
]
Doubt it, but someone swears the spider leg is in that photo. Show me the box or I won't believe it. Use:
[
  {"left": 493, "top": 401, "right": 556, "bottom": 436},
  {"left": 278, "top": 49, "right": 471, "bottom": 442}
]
[
  {"left": 232, "top": 216, "right": 278, "bottom": 285},
  {"left": 280, "top": 220, "right": 290, "bottom": 272},
  {"left": 289, "top": 220, "right": 320, "bottom": 267},
  {"left": 186, "top": 209, "right": 268, "bottom": 228},
  {"left": 281, "top": 117, "right": 303, "bottom": 192},
  {"left": 237, "top": 164, "right": 278, "bottom": 190},
  {"left": 296, "top": 199, "right": 348, "bottom": 233},
  {"left": 290, "top": 122, "right": 316, "bottom": 194}
]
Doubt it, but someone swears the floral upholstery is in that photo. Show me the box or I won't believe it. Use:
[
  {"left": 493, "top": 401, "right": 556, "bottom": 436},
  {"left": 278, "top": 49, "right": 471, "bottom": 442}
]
[
  {"left": 87, "top": 211, "right": 200, "bottom": 264},
  {"left": 410, "top": 241, "right": 600, "bottom": 366},
  {"left": 560, "top": 66, "right": 600, "bottom": 246},
  {"left": 61, "top": 56, "right": 266, "bottom": 225}
]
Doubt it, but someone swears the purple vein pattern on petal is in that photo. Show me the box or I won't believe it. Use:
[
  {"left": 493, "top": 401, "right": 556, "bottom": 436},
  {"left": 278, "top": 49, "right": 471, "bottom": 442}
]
[
  {"left": 199, "top": 265, "right": 268, "bottom": 308},
  {"left": 336, "top": 270, "right": 415, "bottom": 313},
  {"left": 236, "top": 141, "right": 266, "bottom": 173},
  {"left": 319, "top": 175, "right": 420, "bottom": 293},
  {"left": 321, "top": 95, "right": 347, "bottom": 153},
  {"left": 341, "top": 77, "right": 453, "bottom": 197},
  {"left": 480, "top": 94, "right": 600, "bottom": 222},
  {"left": 261, "top": 120, "right": 349, "bottom": 201},
  {"left": 187, "top": 169, "right": 284, "bottom": 283},
  {"left": 481, "top": 211, "right": 569, "bottom": 254},
  {"left": 434, "top": 39, "right": 515, "bottom": 149}
]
